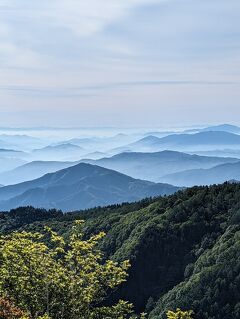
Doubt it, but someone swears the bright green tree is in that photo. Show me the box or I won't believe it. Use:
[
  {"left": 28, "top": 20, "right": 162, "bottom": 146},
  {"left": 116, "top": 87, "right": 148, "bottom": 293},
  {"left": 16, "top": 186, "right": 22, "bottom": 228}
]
[
  {"left": 167, "top": 308, "right": 194, "bottom": 319},
  {"left": 0, "top": 221, "right": 134, "bottom": 319}
]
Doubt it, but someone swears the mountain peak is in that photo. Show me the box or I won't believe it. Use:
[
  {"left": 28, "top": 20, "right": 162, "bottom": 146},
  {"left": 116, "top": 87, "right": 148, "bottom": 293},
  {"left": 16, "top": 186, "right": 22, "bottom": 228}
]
[{"left": 0, "top": 162, "right": 179, "bottom": 211}]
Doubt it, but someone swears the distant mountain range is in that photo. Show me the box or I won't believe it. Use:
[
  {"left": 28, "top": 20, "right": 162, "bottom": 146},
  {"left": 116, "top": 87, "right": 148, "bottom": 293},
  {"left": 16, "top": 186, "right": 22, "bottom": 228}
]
[
  {"left": 31, "top": 143, "right": 85, "bottom": 161},
  {"left": 161, "top": 161, "right": 240, "bottom": 186},
  {"left": 0, "top": 163, "right": 179, "bottom": 211},
  {"left": 1, "top": 150, "right": 238, "bottom": 185},
  {"left": 111, "top": 131, "right": 240, "bottom": 154},
  {"left": 183, "top": 124, "right": 240, "bottom": 134},
  {"left": 55, "top": 134, "right": 138, "bottom": 154},
  {"left": 143, "top": 124, "right": 240, "bottom": 137},
  {"left": 161, "top": 131, "right": 240, "bottom": 145},
  {"left": 2, "top": 126, "right": 240, "bottom": 192},
  {"left": 189, "top": 149, "right": 240, "bottom": 159},
  {"left": 199, "top": 124, "right": 240, "bottom": 134},
  {"left": 33, "top": 143, "right": 83, "bottom": 153},
  {"left": 0, "top": 134, "right": 45, "bottom": 150},
  {"left": 82, "top": 150, "right": 239, "bottom": 182}
]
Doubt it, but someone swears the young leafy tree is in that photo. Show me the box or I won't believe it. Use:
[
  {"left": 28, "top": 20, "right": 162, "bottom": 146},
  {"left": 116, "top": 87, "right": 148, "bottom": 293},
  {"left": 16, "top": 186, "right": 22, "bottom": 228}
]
[
  {"left": 167, "top": 308, "right": 194, "bottom": 319},
  {"left": 0, "top": 221, "right": 134, "bottom": 319}
]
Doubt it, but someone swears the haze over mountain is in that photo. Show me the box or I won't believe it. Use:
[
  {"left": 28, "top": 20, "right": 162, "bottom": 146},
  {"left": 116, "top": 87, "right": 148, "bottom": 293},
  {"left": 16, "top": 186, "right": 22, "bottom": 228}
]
[
  {"left": 32, "top": 143, "right": 85, "bottom": 161},
  {"left": 82, "top": 151, "right": 107, "bottom": 160},
  {"left": 190, "top": 149, "right": 240, "bottom": 159},
  {"left": 200, "top": 124, "right": 240, "bottom": 134},
  {"left": 0, "top": 148, "right": 26, "bottom": 157},
  {"left": 0, "top": 140, "right": 15, "bottom": 149},
  {"left": 56, "top": 134, "right": 139, "bottom": 155},
  {"left": 0, "top": 163, "right": 179, "bottom": 211},
  {"left": 33, "top": 143, "right": 83, "bottom": 152},
  {"left": 0, "top": 160, "right": 78, "bottom": 185},
  {"left": 82, "top": 150, "right": 239, "bottom": 182},
  {"left": 161, "top": 161, "right": 240, "bottom": 187},
  {"left": 0, "top": 157, "right": 27, "bottom": 174},
  {"left": 1, "top": 125, "right": 240, "bottom": 188},
  {"left": 0, "top": 134, "right": 45, "bottom": 151},
  {"left": 119, "top": 131, "right": 240, "bottom": 153},
  {"left": 184, "top": 124, "right": 240, "bottom": 134}
]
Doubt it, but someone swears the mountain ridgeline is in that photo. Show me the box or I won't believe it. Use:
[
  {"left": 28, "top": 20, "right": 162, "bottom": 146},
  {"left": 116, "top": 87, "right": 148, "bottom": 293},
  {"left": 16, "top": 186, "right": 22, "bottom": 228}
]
[
  {"left": 1, "top": 182, "right": 239, "bottom": 319},
  {"left": 0, "top": 160, "right": 79, "bottom": 185},
  {"left": 161, "top": 161, "right": 240, "bottom": 186},
  {"left": 0, "top": 163, "right": 179, "bottom": 211},
  {"left": 116, "top": 131, "right": 240, "bottom": 153},
  {"left": 82, "top": 150, "right": 239, "bottom": 183},
  {"left": 1, "top": 150, "right": 239, "bottom": 186}
]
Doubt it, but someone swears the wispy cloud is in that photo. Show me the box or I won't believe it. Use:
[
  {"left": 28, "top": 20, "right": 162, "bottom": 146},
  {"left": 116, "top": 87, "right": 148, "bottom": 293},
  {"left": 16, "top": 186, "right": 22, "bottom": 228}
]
[
  {"left": 0, "top": 0, "right": 239, "bottom": 126},
  {"left": 1, "top": 0, "right": 163, "bottom": 37},
  {"left": 0, "top": 0, "right": 163, "bottom": 70},
  {"left": 0, "top": 79, "right": 238, "bottom": 99}
]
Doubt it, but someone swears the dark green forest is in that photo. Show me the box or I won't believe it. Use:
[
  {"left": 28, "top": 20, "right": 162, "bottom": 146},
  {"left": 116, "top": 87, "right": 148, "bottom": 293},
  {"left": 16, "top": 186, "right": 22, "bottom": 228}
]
[{"left": 0, "top": 182, "right": 240, "bottom": 318}]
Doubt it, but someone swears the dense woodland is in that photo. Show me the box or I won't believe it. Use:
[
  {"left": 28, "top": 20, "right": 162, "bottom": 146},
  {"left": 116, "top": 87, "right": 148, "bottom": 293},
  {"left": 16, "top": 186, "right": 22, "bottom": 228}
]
[{"left": 0, "top": 182, "right": 240, "bottom": 318}]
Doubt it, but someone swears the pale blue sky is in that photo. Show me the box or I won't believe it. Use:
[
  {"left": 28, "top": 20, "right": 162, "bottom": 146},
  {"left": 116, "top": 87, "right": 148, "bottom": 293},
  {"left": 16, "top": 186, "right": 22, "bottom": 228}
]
[{"left": 0, "top": 0, "right": 240, "bottom": 127}]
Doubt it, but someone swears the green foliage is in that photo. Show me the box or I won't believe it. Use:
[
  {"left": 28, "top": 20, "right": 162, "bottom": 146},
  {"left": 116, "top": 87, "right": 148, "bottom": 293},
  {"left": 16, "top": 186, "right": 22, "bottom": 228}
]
[
  {"left": 0, "top": 221, "right": 133, "bottom": 319},
  {"left": 150, "top": 226, "right": 240, "bottom": 319},
  {"left": 167, "top": 309, "right": 194, "bottom": 319},
  {"left": 0, "top": 183, "right": 240, "bottom": 318},
  {"left": 0, "top": 206, "right": 62, "bottom": 233}
]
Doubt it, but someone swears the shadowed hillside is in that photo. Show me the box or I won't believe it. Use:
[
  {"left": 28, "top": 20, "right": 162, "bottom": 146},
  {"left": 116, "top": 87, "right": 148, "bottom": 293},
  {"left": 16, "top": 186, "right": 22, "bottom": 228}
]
[{"left": 1, "top": 182, "right": 239, "bottom": 318}]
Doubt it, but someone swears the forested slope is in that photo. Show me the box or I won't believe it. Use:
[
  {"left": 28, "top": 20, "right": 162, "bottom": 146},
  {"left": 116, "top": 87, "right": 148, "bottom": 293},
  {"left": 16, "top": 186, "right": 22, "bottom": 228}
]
[{"left": 0, "top": 183, "right": 239, "bottom": 318}]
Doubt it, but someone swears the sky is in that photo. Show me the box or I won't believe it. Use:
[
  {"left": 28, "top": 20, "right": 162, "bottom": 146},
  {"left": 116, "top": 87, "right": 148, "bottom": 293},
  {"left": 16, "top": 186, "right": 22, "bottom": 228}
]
[{"left": 0, "top": 0, "right": 240, "bottom": 128}]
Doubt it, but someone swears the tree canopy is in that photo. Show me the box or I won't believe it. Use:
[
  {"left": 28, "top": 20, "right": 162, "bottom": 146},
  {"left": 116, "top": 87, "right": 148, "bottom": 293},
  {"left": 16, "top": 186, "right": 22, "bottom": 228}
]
[
  {"left": 0, "top": 221, "right": 133, "bottom": 319},
  {"left": 1, "top": 182, "right": 239, "bottom": 318}
]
